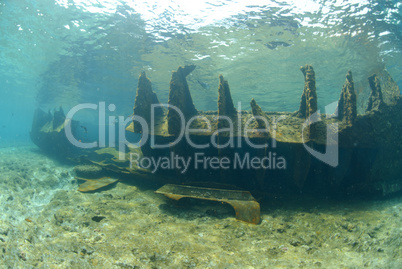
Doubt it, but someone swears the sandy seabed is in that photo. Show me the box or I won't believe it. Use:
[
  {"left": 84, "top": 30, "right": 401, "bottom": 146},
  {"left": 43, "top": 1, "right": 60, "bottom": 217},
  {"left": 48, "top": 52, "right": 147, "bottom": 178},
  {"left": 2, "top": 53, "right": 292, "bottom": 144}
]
[{"left": 0, "top": 145, "right": 401, "bottom": 269}]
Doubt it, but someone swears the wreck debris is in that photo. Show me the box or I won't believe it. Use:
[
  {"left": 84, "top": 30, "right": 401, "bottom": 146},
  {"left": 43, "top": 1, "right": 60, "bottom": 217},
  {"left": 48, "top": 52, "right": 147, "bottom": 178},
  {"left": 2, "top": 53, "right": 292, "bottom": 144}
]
[
  {"left": 155, "top": 184, "right": 260, "bottom": 224},
  {"left": 337, "top": 71, "right": 357, "bottom": 124},
  {"left": 366, "top": 74, "right": 384, "bottom": 112},
  {"left": 53, "top": 106, "right": 66, "bottom": 129},
  {"left": 74, "top": 165, "right": 103, "bottom": 179},
  {"left": 31, "top": 108, "right": 52, "bottom": 134},
  {"left": 167, "top": 65, "right": 198, "bottom": 135},
  {"left": 76, "top": 177, "right": 118, "bottom": 192},
  {"left": 133, "top": 71, "right": 163, "bottom": 133},
  {"left": 30, "top": 107, "right": 79, "bottom": 156},
  {"left": 250, "top": 98, "right": 267, "bottom": 130},
  {"left": 297, "top": 65, "right": 317, "bottom": 119}
]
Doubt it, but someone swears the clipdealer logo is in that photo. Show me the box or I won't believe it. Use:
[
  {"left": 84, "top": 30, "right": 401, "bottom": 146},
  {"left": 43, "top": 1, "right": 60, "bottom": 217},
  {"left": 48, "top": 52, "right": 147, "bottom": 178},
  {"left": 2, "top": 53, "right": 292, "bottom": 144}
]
[{"left": 63, "top": 101, "right": 339, "bottom": 173}]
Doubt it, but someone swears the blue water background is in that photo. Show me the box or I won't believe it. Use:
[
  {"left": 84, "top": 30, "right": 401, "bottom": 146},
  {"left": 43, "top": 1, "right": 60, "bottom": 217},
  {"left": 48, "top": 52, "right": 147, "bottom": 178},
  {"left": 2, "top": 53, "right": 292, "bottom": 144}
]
[{"left": 0, "top": 0, "right": 401, "bottom": 145}]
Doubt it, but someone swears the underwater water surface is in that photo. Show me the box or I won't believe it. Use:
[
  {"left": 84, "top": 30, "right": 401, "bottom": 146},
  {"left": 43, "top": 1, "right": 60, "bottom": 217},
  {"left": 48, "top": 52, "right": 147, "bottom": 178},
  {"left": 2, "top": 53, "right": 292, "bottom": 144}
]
[{"left": 0, "top": 0, "right": 402, "bottom": 268}]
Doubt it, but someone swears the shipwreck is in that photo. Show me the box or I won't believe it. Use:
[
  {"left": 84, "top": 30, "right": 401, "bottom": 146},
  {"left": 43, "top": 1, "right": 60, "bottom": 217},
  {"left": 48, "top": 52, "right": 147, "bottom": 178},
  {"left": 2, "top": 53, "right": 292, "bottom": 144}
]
[{"left": 30, "top": 64, "right": 402, "bottom": 224}]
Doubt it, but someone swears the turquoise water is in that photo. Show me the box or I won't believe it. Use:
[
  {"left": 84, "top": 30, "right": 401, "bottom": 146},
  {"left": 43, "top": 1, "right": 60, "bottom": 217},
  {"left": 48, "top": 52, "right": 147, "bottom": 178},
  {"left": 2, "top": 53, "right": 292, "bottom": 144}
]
[
  {"left": 1, "top": 0, "right": 401, "bottom": 144},
  {"left": 1, "top": 1, "right": 402, "bottom": 268}
]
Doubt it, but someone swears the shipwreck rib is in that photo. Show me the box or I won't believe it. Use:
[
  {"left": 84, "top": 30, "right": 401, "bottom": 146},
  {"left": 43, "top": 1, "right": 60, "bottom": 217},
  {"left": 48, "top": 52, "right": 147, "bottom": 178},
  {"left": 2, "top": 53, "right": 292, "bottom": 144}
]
[
  {"left": 297, "top": 65, "right": 317, "bottom": 119},
  {"left": 53, "top": 106, "right": 66, "bottom": 130},
  {"left": 217, "top": 75, "right": 237, "bottom": 133},
  {"left": 217, "top": 75, "right": 237, "bottom": 118},
  {"left": 297, "top": 65, "right": 318, "bottom": 140},
  {"left": 250, "top": 98, "right": 267, "bottom": 130},
  {"left": 337, "top": 71, "right": 357, "bottom": 125},
  {"left": 366, "top": 74, "right": 384, "bottom": 112},
  {"left": 133, "top": 71, "right": 163, "bottom": 133},
  {"left": 167, "top": 65, "right": 198, "bottom": 135}
]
